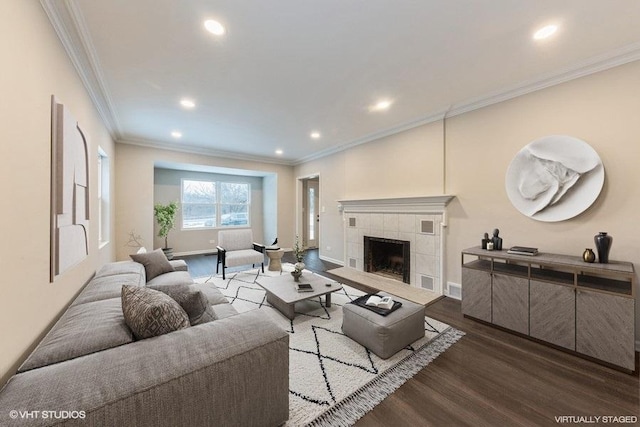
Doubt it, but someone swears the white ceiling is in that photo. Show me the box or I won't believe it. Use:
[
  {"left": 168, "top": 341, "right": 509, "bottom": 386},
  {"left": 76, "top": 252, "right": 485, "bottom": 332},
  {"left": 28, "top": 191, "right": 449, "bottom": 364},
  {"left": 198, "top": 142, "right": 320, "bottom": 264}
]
[{"left": 43, "top": 0, "right": 640, "bottom": 165}]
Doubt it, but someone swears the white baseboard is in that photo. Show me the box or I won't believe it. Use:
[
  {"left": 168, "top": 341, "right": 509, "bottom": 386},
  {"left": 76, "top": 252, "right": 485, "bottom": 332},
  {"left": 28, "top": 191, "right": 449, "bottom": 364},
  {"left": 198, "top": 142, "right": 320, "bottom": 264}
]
[
  {"left": 173, "top": 249, "right": 216, "bottom": 257},
  {"left": 319, "top": 255, "right": 344, "bottom": 266}
]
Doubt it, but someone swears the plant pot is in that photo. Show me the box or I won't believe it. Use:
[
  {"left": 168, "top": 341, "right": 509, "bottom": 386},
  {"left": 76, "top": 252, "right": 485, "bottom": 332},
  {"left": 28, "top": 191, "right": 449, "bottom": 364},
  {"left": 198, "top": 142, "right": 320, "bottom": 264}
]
[
  {"left": 291, "top": 270, "right": 302, "bottom": 282},
  {"left": 162, "top": 247, "right": 174, "bottom": 260}
]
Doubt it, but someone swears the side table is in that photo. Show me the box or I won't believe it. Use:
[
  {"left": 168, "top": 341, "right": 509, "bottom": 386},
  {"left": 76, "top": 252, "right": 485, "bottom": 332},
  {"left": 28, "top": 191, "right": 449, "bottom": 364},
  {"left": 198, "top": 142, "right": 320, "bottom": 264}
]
[{"left": 266, "top": 248, "right": 285, "bottom": 271}]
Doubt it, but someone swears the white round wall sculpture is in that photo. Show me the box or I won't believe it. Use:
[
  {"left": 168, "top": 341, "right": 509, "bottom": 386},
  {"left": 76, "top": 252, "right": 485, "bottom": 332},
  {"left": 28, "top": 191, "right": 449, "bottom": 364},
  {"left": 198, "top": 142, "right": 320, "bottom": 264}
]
[{"left": 505, "top": 135, "right": 604, "bottom": 222}]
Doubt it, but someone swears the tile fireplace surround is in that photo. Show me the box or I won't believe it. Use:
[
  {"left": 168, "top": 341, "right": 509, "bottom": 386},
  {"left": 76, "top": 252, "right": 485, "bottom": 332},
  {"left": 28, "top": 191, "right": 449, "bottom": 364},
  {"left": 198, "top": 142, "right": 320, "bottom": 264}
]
[{"left": 338, "top": 196, "right": 454, "bottom": 295}]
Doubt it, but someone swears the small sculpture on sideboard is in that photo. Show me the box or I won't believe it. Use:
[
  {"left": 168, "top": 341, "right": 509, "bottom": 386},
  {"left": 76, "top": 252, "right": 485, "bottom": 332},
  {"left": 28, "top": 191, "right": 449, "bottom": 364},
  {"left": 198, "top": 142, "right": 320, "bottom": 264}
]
[
  {"left": 492, "top": 228, "right": 503, "bottom": 251},
  {"left": 481, "top": 232, "right": 489, "bottom": 249}
]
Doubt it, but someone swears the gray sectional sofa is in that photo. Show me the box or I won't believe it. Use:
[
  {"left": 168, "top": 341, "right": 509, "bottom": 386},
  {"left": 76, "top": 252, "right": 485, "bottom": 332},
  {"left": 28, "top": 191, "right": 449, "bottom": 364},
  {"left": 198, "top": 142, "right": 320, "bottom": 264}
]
[{"left": 0, "top": 260, "right": 289, "bottom": 426}]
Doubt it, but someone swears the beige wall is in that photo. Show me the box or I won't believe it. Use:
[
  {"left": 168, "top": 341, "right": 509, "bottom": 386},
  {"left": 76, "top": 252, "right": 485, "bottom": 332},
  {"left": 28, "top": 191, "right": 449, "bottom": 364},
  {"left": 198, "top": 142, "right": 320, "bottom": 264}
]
[
  {"left": 294, "top": 121, "right": 445, "bottom": 263},
  {"left": 445, "top": 60, "right": 640, "bottom": 345},
  {"left": 115, "top": 143, "right": 295, "bottom": 261},
  {"left": 296, "top": 61, "right": 640, "bottom": 347},
  {"left": 0, "top": 1, "right": 116, "bottom": 385}
]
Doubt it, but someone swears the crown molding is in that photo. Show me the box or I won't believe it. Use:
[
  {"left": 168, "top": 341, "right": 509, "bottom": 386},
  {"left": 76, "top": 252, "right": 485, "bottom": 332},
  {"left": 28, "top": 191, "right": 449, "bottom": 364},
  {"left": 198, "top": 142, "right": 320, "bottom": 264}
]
[
  {"left": 446, "top": 40, "right": 640, "bottom": 119},
  {"left": 40, "top": 0, "right": 640, "bottom": 166},
  {"left": 293, "top": 109, "right": 449, "bottom": 165},
  {"left": 118, "top": 137, "right": 295, "bottom": 166},
  {"left": 296, "top": 43, "right": 640, "bottom": 165},
  {"left": 40, "top": 0, "right": 122, "bottom": 139}
]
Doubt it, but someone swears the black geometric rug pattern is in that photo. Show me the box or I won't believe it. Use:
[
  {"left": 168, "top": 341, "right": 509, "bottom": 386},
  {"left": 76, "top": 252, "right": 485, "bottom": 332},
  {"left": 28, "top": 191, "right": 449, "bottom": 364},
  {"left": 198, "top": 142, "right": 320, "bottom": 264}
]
[{"left": 196, "top": 265, "right": 464, "bottom": 426}]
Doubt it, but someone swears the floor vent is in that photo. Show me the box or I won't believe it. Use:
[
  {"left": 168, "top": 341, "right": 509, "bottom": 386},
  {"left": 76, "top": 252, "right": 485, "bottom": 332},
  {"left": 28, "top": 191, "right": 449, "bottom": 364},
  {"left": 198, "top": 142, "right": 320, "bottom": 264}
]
[{"left": 447, "top": 282, "right": 462, "bottom": 300}]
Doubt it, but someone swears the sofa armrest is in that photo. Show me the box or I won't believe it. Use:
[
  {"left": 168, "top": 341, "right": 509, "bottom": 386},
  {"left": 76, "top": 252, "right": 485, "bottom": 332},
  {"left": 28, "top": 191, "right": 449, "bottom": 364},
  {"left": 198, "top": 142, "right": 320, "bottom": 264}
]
[
  {"left": 0, "top": 310, "right": 289, "bottom": 427},
  {"left": 168, "top": 259, "right": 188, "bottom": 271},
  {"left": 253, "top": 242, "right": 265, "bottom": 253}
]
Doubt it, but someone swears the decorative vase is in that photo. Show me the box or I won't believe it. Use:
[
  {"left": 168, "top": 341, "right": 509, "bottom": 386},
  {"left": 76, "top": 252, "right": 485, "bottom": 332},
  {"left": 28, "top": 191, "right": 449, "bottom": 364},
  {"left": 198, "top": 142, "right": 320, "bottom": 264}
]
[
  {"left": 594, "top": 232, "right": 612, "bottom": 263},
  {"left": 582, "top": 248, "right": 595, "bottom": 263},
  {"left": 291, "top": 270, "right": 302, "bottom": 282},
  {"left": 294, "top": 261, "right": 305, "bottom": 272}
]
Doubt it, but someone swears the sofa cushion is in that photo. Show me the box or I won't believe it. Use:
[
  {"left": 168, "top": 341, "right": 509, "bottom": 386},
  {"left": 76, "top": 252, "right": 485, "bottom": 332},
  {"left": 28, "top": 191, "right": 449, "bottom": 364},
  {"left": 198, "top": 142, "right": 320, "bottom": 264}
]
[
  {"left": 94, "top": 261, "right": 145, "bottom": 279},
  {"left": 122, "top": 285, "right": 190, "bottom": 340},
  {"left": 18, "top": 298, "right": 134, "bottom": 372},
  {"left": 224, "top": 249, "right": 265, "bottom": 268},
  {"left": 210, "top": 303, "right": 238, "bottom": 320},
  {"left": 190, "top": 283, "right": 232, "bottom": 306},
  {"left": 218, "top": 229, "right": 255, "bottom": 252},
  {"left": 146, "top": 270, "right": 193, "bottom": 288},
  {"left": 150, "top": 285, "right": 215, "bottom": 326},
  {"left": 130, "top": 249, "right": 175, "bottom": 281},
  {"left": 74, "top": 273, "right": 145, "bottom": 306}
]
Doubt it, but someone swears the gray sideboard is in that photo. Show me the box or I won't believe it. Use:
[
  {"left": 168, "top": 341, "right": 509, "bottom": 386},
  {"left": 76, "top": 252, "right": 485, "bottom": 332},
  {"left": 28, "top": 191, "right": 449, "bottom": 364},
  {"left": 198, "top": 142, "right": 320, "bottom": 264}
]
[{"left": 461, "top": 246, "right": 636, "bottom": 373}]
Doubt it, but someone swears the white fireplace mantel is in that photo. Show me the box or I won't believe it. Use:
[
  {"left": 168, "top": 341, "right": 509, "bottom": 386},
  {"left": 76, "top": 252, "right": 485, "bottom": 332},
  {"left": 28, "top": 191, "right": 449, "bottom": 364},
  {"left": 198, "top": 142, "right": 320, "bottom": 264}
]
[
  {"left": 339, "top": 195, "right": 455, "bottom": 295},
  {"left": 338, "top": 195, "right": 455, "bottom": 214}
]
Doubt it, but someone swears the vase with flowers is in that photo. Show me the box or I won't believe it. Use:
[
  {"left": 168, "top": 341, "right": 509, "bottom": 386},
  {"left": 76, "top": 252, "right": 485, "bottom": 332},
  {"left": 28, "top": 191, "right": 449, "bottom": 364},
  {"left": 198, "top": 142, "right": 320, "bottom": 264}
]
[{"left": 291, "top": 235, "right": 305, "bottom": 281}]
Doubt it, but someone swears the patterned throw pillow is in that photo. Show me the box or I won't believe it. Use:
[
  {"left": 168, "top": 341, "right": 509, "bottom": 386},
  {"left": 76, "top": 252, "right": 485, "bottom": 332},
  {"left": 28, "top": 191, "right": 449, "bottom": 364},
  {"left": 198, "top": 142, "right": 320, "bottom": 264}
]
[
  {"left": 121, "top": 285, "right": 190, "bottom": 340},
  {"left": 150, "top": 285, "right": 215, "bottom": 326},
  {"left": 130, "top": 248, "right": 175, "bottom": 281}
]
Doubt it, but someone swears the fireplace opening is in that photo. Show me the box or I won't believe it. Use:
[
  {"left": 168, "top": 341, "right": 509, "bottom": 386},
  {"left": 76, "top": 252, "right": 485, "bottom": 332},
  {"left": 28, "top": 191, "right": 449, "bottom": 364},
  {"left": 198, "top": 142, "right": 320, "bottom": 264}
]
[{"left": 364, "top": 236, "right": 410, "bottom": 284}]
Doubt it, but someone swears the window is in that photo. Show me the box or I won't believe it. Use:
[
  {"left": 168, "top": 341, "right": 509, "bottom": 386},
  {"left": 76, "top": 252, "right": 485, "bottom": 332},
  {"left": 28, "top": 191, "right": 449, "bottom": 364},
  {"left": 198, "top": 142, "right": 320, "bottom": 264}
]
[
  {"left": 97, "top": 148, "right": 110, "bottom": 246},
  {"left": 220, "top": 182, "right": 250, "bottom": 227},
  {"left": 181, "top": 180, "right": 250, "bottom": 229},
  {"left": 182, "top": 180, "right": 216, "bottom": 228}
]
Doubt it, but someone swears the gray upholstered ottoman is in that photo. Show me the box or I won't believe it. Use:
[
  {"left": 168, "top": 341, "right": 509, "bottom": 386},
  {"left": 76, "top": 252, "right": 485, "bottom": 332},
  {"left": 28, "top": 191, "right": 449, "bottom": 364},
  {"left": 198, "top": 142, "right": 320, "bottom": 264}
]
[{"left": 342, "top": 293, "right": 425, "bottom": 359}]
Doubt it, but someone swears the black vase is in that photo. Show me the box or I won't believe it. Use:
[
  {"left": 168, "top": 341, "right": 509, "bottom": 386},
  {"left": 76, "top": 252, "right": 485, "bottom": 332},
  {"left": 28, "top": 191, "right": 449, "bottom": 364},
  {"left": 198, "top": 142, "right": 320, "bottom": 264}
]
[{"left": 594, "top": 232, "right": 612, "bottom": 263}]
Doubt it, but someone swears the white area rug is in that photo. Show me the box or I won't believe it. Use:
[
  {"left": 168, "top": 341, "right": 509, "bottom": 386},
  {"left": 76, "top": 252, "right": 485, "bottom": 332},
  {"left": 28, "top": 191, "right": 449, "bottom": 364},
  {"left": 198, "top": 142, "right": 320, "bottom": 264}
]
[{"left": 195, "top": 265, "right": 464, "bottom": 426}]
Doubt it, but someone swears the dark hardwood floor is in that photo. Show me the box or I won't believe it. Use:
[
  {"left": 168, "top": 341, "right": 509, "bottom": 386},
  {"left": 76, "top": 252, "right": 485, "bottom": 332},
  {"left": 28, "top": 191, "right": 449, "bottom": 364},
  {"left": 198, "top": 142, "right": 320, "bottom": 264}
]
[{"left": 181, "top": 249, "right": 639, "bottom": 426}]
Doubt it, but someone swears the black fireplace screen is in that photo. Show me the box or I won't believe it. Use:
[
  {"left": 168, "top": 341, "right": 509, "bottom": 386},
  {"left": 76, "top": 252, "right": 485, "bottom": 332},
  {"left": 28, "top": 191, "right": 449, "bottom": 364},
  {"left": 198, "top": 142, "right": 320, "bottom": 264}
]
[{"left": 363, "top": 236, "right": 410, "bottom": 284}]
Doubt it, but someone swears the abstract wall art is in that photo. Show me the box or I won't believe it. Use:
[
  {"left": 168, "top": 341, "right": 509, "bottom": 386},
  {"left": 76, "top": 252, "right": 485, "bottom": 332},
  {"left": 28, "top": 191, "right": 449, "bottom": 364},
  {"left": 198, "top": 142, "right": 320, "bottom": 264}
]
[
  {"left": 50, "top": 96, "right": 89, "bottom": 281},
  {"left": 505, "top": 135, "right": 604, "bottom": 222}
]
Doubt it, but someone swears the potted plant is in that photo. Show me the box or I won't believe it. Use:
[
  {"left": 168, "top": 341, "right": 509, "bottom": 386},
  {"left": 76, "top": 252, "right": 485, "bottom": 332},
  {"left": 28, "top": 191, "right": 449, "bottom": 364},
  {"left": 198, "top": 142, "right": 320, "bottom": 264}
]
[
  {"left": 291, "top": 235, "right": 306, "bottom": 280},
  {"left": 153, "top": 201, "right": 178, "bottom": 259}
]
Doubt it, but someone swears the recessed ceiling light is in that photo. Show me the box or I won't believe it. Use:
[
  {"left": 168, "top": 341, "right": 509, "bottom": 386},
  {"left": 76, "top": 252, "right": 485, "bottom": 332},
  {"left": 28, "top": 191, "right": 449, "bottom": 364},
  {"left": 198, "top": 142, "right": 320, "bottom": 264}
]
[
  {"left": 171, "top": 131, "right": 182, "bottom": 138},
  {"left": 275, "top": 149, "right": 283, "bottom": 155},
  {"left": 180, "top": 98, "right": 196, "bottom": 109},
  {"left": 310, "top": 132, "right": 321, "bottom": 139},
  {"left": 370, "top": 99, "right": 392, "bottom": 112},
  {"left": 204, "top": 19, "right": 226, "bottom": 36},
  {"left": 533, "top": 24, "right": 558, "bottom": 40}
]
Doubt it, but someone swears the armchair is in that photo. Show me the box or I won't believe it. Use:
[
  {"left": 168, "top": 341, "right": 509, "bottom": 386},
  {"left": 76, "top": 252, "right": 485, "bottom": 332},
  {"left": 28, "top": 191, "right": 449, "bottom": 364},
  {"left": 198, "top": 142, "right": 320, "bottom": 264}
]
[{"left": 216, "top": 229, "right": 265, "bottom": 279}]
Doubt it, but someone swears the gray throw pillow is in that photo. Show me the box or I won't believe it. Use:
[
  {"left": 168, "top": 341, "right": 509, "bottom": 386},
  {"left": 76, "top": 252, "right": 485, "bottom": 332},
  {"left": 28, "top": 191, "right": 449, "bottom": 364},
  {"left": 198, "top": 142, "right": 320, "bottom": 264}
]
[
  {"left": 130, "top": 248, "right": 175, "bottom": 281},
  {"left": 121, "top": 285, "right": 190, "bottom": 340},
  {"left": 150, "top": 285, "right": 215, "bottom": 326}
]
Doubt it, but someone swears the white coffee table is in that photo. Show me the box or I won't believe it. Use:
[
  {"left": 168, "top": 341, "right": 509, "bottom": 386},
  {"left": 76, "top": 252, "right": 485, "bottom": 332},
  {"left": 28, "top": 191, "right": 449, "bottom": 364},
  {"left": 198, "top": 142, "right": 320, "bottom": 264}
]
[{"left": 256, "top": 273, "right": 343, "bottom": 319}]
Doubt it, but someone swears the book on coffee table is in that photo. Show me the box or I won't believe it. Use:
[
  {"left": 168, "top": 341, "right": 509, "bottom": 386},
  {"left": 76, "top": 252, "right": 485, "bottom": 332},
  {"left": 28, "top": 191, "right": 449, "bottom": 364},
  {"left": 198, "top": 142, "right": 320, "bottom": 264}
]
[{"left": 295, "top": 283, "right": 313, "bottom": 292}]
